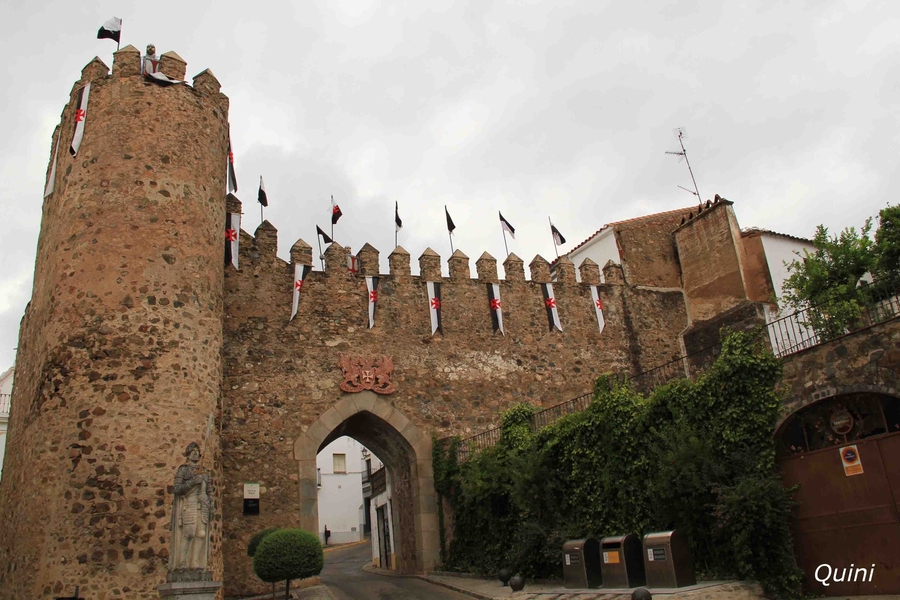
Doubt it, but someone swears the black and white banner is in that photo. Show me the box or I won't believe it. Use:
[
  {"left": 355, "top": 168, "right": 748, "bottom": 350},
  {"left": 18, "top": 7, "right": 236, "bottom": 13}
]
[
  {"left": 487, "top": 284, "right": 504, "bottom": 335},
  {"left": 366, "top": 276, "right": 379, "bottom": 329},
  {"left": 43, "top": 131, "right": 60, "bottom": 198},
  {"left": 70, "top": 83, "right": 91, "bottom": 157},
  {"left": 291, "top": 264, "right": 312, "bottom": 321},
  {"left": 427, "top": 281, "right": 442, "bottom": 335},
  {"left": 225, "top": 212, "right": 240, "bottom": 269},
  {"left": 541, "top": 283, "right": 562, "bottom": 332},
  {"left": 590, "top": 286, "right": 606, "bottom": 333}
]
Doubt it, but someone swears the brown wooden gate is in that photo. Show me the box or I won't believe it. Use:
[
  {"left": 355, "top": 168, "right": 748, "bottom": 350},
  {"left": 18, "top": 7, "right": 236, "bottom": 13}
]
[{"left": 780, "top": 432, "right": 900, "bottom": 595}]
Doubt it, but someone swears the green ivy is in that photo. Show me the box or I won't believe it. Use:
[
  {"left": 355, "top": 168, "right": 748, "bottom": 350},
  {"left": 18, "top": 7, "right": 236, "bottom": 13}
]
[{"left": 434, "top": 331, "right": 804, "bottom": 598}]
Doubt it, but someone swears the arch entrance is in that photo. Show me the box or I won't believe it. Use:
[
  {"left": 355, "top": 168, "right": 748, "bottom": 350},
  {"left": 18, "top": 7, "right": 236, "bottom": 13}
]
[
  {"left": 293, "top": 392, "right": 439, "bottom": 574},
  {"left": 776, "top": 391, "right": 900, "bottom": 596}
]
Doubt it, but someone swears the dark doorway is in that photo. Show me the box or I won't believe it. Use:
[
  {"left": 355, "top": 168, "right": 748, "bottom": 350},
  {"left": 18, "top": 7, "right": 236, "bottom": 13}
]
[
  {"left": 376, "top": 505, "right": 391, "bottom": 569},
  {"left": 777, "top": 393, "right": 900, "bottom": 595}
]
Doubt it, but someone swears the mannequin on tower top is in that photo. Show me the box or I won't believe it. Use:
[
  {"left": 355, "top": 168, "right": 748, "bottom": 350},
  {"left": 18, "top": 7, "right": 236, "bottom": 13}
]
[{"left": 143, "top": 44, "right": 160, "bottom": 76}]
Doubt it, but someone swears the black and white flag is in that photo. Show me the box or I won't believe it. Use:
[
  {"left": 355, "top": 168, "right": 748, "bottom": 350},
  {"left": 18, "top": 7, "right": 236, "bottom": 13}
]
[
  {"left": 258, "top": 176, "right": 268, "bottom": 207},
  {"left": 225, "top": 212, "right": 241, "bottom": 269},
  {"left": 146, "top": 71, "right": 183, "bottom": 86},
  {"left": 395, "top": 201, "right": 402, "bottom": 231},
  {"left": 551, "top": 223, "right": 566, "bottom": 246},
  {"left": 590, "top": 286, "right": 606, "bottom": 333},
  {"left": 70, "top": 83, "right": 91, "bottom": 157},
  {"left": 331, "top": 196, "right": 342, "bottom": 224},
  {"left": 97, "top": 17, "right": 122, "bottom": 43},
  {"left": 43, "top": 131, "right": 60, "bottom": 198},
  {"left": 487, "top": 283, "right": 504, "bottom": 335},
  {"left": 316, "top": 225, "right": 333, "bottom": 244},
  {"left": 541, "top": 283, "right": 562, "bottom": 332},
  {"left": 499, "top": 212, "right": 515, "bottom": 239},
  {"left": 427, "top": 281, "right": 443, "bottom": 335},
  {"left": 227, "top": 135, "right": 238, "bottom": 193},
  {"left": 366, "top": 276, "right": 379, "bottom": 329},
  {"left": 291, "top": 264, "right": 312, "bottom": 321}
]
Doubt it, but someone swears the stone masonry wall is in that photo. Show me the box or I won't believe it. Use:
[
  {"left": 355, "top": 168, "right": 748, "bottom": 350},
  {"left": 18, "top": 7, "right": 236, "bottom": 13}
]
[
  {"left": 0, "top": 50, "right": 229, "bottom": 600},
  {"left": 218, "top": 231, "right": 686, "bottom": 595},
  {"left": 613, "top": 210, "right": 687, "bottom": 288}
]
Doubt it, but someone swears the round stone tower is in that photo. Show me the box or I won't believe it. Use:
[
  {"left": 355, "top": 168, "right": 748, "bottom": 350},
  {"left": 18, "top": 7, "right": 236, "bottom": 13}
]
[{"left": 0, "top": 46, "right": 229, "bottom": 598}]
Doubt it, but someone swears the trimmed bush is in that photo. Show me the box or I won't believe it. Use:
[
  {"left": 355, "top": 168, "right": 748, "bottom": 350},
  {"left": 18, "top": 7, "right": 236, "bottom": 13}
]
[
  {"left": 253, "top": 528, "right": 324, "bottom": 600},
  {"left": 248, "top": 527, "right": 280, "bottom": 557}
]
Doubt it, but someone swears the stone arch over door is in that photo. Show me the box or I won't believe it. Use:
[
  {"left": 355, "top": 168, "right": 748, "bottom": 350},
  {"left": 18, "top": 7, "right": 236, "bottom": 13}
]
[{"left": 293, "top": 391, "right": 439, "bottom": 574}]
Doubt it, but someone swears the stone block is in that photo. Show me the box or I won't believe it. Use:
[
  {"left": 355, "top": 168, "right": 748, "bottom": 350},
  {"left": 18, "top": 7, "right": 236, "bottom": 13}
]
[
  {"left": 475, "top": 252, "right": 498, "bottom": 283},
  {"left": 503, "top": 252, "right": 525, "bottom": 281},
  {"left": 448, "top": 250, "right": 470, "bottom": 281},
  {"left": 334, "top": 395, "right": 359, "bottom": 421},
  {"left": 529, "top": 255, "right": 551, "bottom": 283},
  {"left": 192, "top": 69, "right": 221, "bottom": 96},
  {"left": 418, "top": 248, "right": 442, "bottom": 281},
  {"left": 290, "top": 238, "right": 313, "bottom": 266},
  {"left": 578, "top": 257, "right": 601, "bottom": 285},
  {"left": 81, "top": 56, "right": 109, "bottom": 82},
  {"left": 555, "top": 255, "right": 576, "bottom": 283},
  {"left": 389, "top": 246, "right": 411, "bottom": 279},
  {"left": 159, "top": 50, "right": 187, "bottom": 81},
  {"left": 113, "top": 46, "right": 140, "bottom": 77},
  {"left": 357, "top": 243, "right": 380, "bottom": 276}
]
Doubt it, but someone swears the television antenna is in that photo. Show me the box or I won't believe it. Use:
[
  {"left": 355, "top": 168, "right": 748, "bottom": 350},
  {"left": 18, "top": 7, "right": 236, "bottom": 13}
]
[{"left": 665, "top": 128, "right": 701, "bottom": 200}]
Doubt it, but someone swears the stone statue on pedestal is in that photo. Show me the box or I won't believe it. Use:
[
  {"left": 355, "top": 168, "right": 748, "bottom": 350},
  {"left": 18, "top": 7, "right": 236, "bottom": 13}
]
[{"left": 170, "top": 442, "right": 213, "bottom": 573}]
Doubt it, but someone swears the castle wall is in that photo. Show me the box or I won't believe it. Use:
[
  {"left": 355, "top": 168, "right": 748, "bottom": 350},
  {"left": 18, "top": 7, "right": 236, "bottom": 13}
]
[
  {"left": 0, "top": 50, "right": 230, "bottom": 600},
  {"left": 675, "top": 200, "right": 749, "bottom": 323},
  {"left": 218, "top": 234, "right": 685, "bottom": 595},
  {"left": 739, "top": 232, "right": 776, "bottom": 304},
  {"left": 614, "top": 210, "right": 686, "bottom": 288}
]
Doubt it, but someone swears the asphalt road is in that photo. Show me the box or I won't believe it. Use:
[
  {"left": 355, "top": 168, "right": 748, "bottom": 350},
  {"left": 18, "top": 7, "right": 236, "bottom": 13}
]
[{"left": 320, "top": 542, "right": 472, "bottom": 600}]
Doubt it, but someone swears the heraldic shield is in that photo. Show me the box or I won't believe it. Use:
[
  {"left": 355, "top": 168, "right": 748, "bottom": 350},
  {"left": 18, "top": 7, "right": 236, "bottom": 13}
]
[{"left": 339, "top": 353, "right": 397, "bottom": 395}]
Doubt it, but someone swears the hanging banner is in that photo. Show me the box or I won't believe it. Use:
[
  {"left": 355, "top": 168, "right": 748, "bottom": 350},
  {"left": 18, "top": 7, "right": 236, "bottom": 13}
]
[
  {"left": 427, "top": 281, "right": 442, "bottom": 335},
  {"left": 43, "top": 131, "right": 60, "bottom": 198},
  {"left": 225, "top": 212, "right": 240, "bottom": 269},
  {"left": 590, "top": 286, "right": 606, "bottom": 333},
  {"left": 69, "top": 83, "right": 91, "bottom": 157},
  {"left": 291, "top": 264, "right": 312, "bottom": 321},
  {"left": 541, "top": 283, "right": 562, "bottom": 332},
  {"left": 487, "top": 283, "right": 504, "bottom": 335},
  {"left": 366, "top": 276, "right": 379, "bottom": 329}
]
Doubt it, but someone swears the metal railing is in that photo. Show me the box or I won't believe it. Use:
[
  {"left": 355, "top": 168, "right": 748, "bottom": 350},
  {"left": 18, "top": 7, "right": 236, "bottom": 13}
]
[
  {"left": 451, "top": 276, "right": 900, "bottom": 463},
  {"left": 0, "top": 393, "right": 9, "bottom": 417}
]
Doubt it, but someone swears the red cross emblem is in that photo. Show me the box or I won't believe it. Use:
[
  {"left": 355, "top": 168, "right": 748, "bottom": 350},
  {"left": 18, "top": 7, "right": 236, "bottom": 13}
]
[
  {"left": 294, "top": 280, "right": 303, "bottom": 291},
  {"left": 369, "top": 290, "right": 378, "bottom": 302},
  {"left": 431, "top": 297, "right": 441, "bottom": 310},
  {"left": 75, "top": 109, "right": 86, "bottom": 122},
  {"left": 225, "top": 229, "right": 237, "bottom": 242},
  {"left": 490, "top": 298, "right": 501, "bottom": 310},
  {"left": 595, "top": 298, "right": 603, "bottom": 310},
  {"left": 228, "top": 150, "right": 234, "bottom": 163},
  {"left": 545, "top": 297, "right": 556, "bottom": 308}
]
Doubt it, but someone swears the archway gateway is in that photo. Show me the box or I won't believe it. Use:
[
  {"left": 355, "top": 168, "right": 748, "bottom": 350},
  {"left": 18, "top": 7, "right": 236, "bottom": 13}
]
[
  {"left": 777, "top": 391, "right": 900, "bottom": 596},
  {"left": 293, "top": 391, "right": 439, "bottom": 574}
]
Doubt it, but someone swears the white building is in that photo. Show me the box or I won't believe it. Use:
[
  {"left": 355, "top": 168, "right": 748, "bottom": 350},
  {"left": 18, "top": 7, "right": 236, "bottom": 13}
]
[
  {"left": 316, "top": 436, "right": 380, "bottom": 545},
  {"left": 0, "top": 365, "right": 13, "bottom": 481},
  {"left": 368, "top": 466, "right": 396, "bottom": 570}
]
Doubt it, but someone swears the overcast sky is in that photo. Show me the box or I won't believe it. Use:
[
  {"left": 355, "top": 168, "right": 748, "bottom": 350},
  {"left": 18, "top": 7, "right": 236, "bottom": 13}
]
[{"left": 0, "top": 0, "right": 898, "bottom": 370}]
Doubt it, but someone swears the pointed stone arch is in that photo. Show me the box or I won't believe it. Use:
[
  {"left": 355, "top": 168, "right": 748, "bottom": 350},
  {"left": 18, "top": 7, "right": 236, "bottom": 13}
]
[{"left": 293, "top": 391, "right": 438, "bottom": 573}]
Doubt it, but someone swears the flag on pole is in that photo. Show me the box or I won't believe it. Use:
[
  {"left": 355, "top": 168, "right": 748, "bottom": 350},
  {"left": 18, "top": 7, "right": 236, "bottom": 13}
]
[
  {"left": 590, "top": 286, "right": 606, "bottom": 333},
  {"left": 395, "top": 201, "right": 402, "bottom": 231},
  {"left": 316, "top": 225, "right": 333, "bottom": 244},
  {"left": 225, "top": 212, "right": 241, "bottom": 269},
  {"left": 427, "top": 281, "right": 443, "bottom": 335},
  {"left": 291, "top": 264, "right": 312, "bottom": 320},
  {"left": 366, "top": 276, "right": 379, "bottom": 328},
  {"left": 43, "top": 132, "right": 60, "bottom": 198},
  {"left": 551, "top": 223, "right": 566, "bottom": 246},
  {"left": 487, "top": 284, "right": 504, "bottom": 335},
  {"left": 258, "top": 176, "right": 268, "bottom": 207},
  {"left": 69, "top": 83, "right": 91, "bottom": 157},
  {"left": 445, "top": 206, "right": 456, "bottom": 234},
  {"left": 227, "top": 135, "right": 238, "bottom": 193},
  {"left": 499, "top": 212, "right": 515, "bottom": 239},
  {"left": 97, "top": 17, "right": 122, "bottom": 43},
  {"left": 541, "top": 283, "right": 562, "bottom": 332},
  {"left": 331, "top": 196, "right": 342, "bottom": 225}
]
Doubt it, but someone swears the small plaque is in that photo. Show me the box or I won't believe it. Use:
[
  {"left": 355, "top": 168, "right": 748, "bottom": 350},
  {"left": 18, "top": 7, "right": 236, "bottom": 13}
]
[
  {"left": 565, "top": 554, "right": 570, "bottom": 566},
  {"left": 243, "top": 482, "right": 260, "bottom": 515},
  {"left": 568, "top": 553, "right": 580, "bottom": 565},
  {"left": 648, "top": 547, "right": 667, "bottom": 561},
  {"left": 830, "top": 410, "right": 854, "bottom": 435},
  {"left": 840, "top": 445, "right": 864, "bottom": 476},
  {"left": 603, "top": 550, "right": 620, "bottom": 564}
]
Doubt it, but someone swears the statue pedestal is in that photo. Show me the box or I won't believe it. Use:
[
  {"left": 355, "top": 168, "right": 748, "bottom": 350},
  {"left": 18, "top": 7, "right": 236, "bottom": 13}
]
[{"left": 158, "top": 570, "right": 221, "bottom": 600}]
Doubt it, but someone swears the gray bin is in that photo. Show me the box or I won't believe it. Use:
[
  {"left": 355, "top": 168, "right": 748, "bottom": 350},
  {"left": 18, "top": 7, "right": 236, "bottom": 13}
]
[
  {"left": 642, "top": 530, "right": 696, "bottom": 589},
  {"left": 600, "top": 533, "right": 646, "bottom": 588},
  {"left": 562, "top": 538, "right": 602, "bottom": 589}
]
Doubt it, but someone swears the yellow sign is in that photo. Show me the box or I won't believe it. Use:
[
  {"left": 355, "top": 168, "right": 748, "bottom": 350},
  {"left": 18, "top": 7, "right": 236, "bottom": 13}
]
[
  {"left": 840, "top": 445, "right": 864, "bottom": 476},
  {"left": 603, "top": 550, "right": 620, "bottom": 564}
]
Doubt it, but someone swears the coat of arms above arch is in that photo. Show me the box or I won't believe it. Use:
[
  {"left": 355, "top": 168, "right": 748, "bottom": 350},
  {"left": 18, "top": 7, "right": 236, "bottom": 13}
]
[{"left": 338, "top": 353, "right": 396, "bottom": 395}]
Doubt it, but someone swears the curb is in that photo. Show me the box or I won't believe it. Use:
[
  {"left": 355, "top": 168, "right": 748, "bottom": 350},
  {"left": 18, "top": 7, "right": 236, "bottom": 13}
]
[
  {"left": 415, "top": 575, "right": 498, "bottom": 600},
  {"left": 322, "top": 538, "right": 370, "bottom": 554}
]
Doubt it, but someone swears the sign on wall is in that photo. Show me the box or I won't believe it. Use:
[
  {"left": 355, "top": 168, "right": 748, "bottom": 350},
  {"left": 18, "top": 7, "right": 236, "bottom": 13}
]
[
  {"left": 244, "top": 482, "right": 260, "bottom": 515},
  {"left": 839, "top": 445, "right": 864, "bottom": 476}
]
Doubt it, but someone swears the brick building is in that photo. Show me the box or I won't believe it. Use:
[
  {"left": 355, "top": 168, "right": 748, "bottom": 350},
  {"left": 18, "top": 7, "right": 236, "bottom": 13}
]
[{"left": 0, "top": 48, "right": 895, "bottom": 599}]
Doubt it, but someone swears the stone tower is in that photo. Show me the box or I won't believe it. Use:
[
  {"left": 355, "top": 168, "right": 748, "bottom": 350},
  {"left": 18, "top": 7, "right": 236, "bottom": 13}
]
[{"left": 0, "top": 47, "right": 229, "bottom": 599}]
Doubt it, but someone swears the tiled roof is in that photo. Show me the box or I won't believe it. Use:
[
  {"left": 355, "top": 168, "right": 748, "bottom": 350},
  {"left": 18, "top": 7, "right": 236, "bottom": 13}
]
[{"left": 741, "top": 227, "right": 813, "bottom": 245}]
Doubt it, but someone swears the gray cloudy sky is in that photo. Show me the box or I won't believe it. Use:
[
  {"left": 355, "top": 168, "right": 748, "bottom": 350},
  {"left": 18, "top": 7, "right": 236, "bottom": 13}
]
[{"left": 1, "top": 0, "right": 898, "bottom": 370}]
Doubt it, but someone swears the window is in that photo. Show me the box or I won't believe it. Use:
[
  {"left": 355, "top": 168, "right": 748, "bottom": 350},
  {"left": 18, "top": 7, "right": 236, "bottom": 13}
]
[
  {"left": 317, "top": 468, "right": 322, "bottom": 487},
  {"left": 333, "top": 453, "right": 347, "bottom": 473}
]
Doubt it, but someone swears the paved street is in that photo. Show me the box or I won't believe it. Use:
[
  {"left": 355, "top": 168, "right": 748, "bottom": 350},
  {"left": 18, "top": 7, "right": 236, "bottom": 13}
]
[{"left": 320, "top": 541, "right": 473, "bottom": 600}]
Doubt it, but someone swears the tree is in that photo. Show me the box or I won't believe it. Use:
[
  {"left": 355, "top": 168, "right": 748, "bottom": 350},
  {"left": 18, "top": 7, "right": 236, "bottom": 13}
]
[
  {"left": 874, "top": 204, "right": 900, "bottom": 277},
  {"left": 248, "top": 527, "right": 280, "bottom": 557},
  {"left": 252, "top": 528, "right": 324, "bottom": 600}
]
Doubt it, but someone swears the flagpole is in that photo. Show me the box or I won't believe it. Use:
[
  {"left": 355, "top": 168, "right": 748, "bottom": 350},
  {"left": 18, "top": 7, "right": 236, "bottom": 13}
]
[
  {"left": 549, "top": 216, "right": 559, "bottom": 259},
  {"left": 500, "top": 217, "right": 510, "bottom": 258},
  {"left": 331, "top": 195, "right": 335, "bottom": 240},
  {"left": 117, "top": 19, "right": 121, "bottom": 51}
]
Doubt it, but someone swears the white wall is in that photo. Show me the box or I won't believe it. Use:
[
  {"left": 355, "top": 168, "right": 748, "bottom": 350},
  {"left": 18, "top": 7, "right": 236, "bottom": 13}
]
[
  {"left": 0, "top": 366, "right": 13, "bottom": 482},
  {"left": 759, "top": 234, "right": 815, "bottom": 306},
  {"left": 316, "top": 436, "right": 366, "bottom": 544},
  {"left": 565, "top": 228, "right": 620, "bottom": 283},
  {"left": 368, "top": 476, "right": 395, "bottom": 568},
  {"left": 759, "top": 234, "right": 818, "bottom": 356}
]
